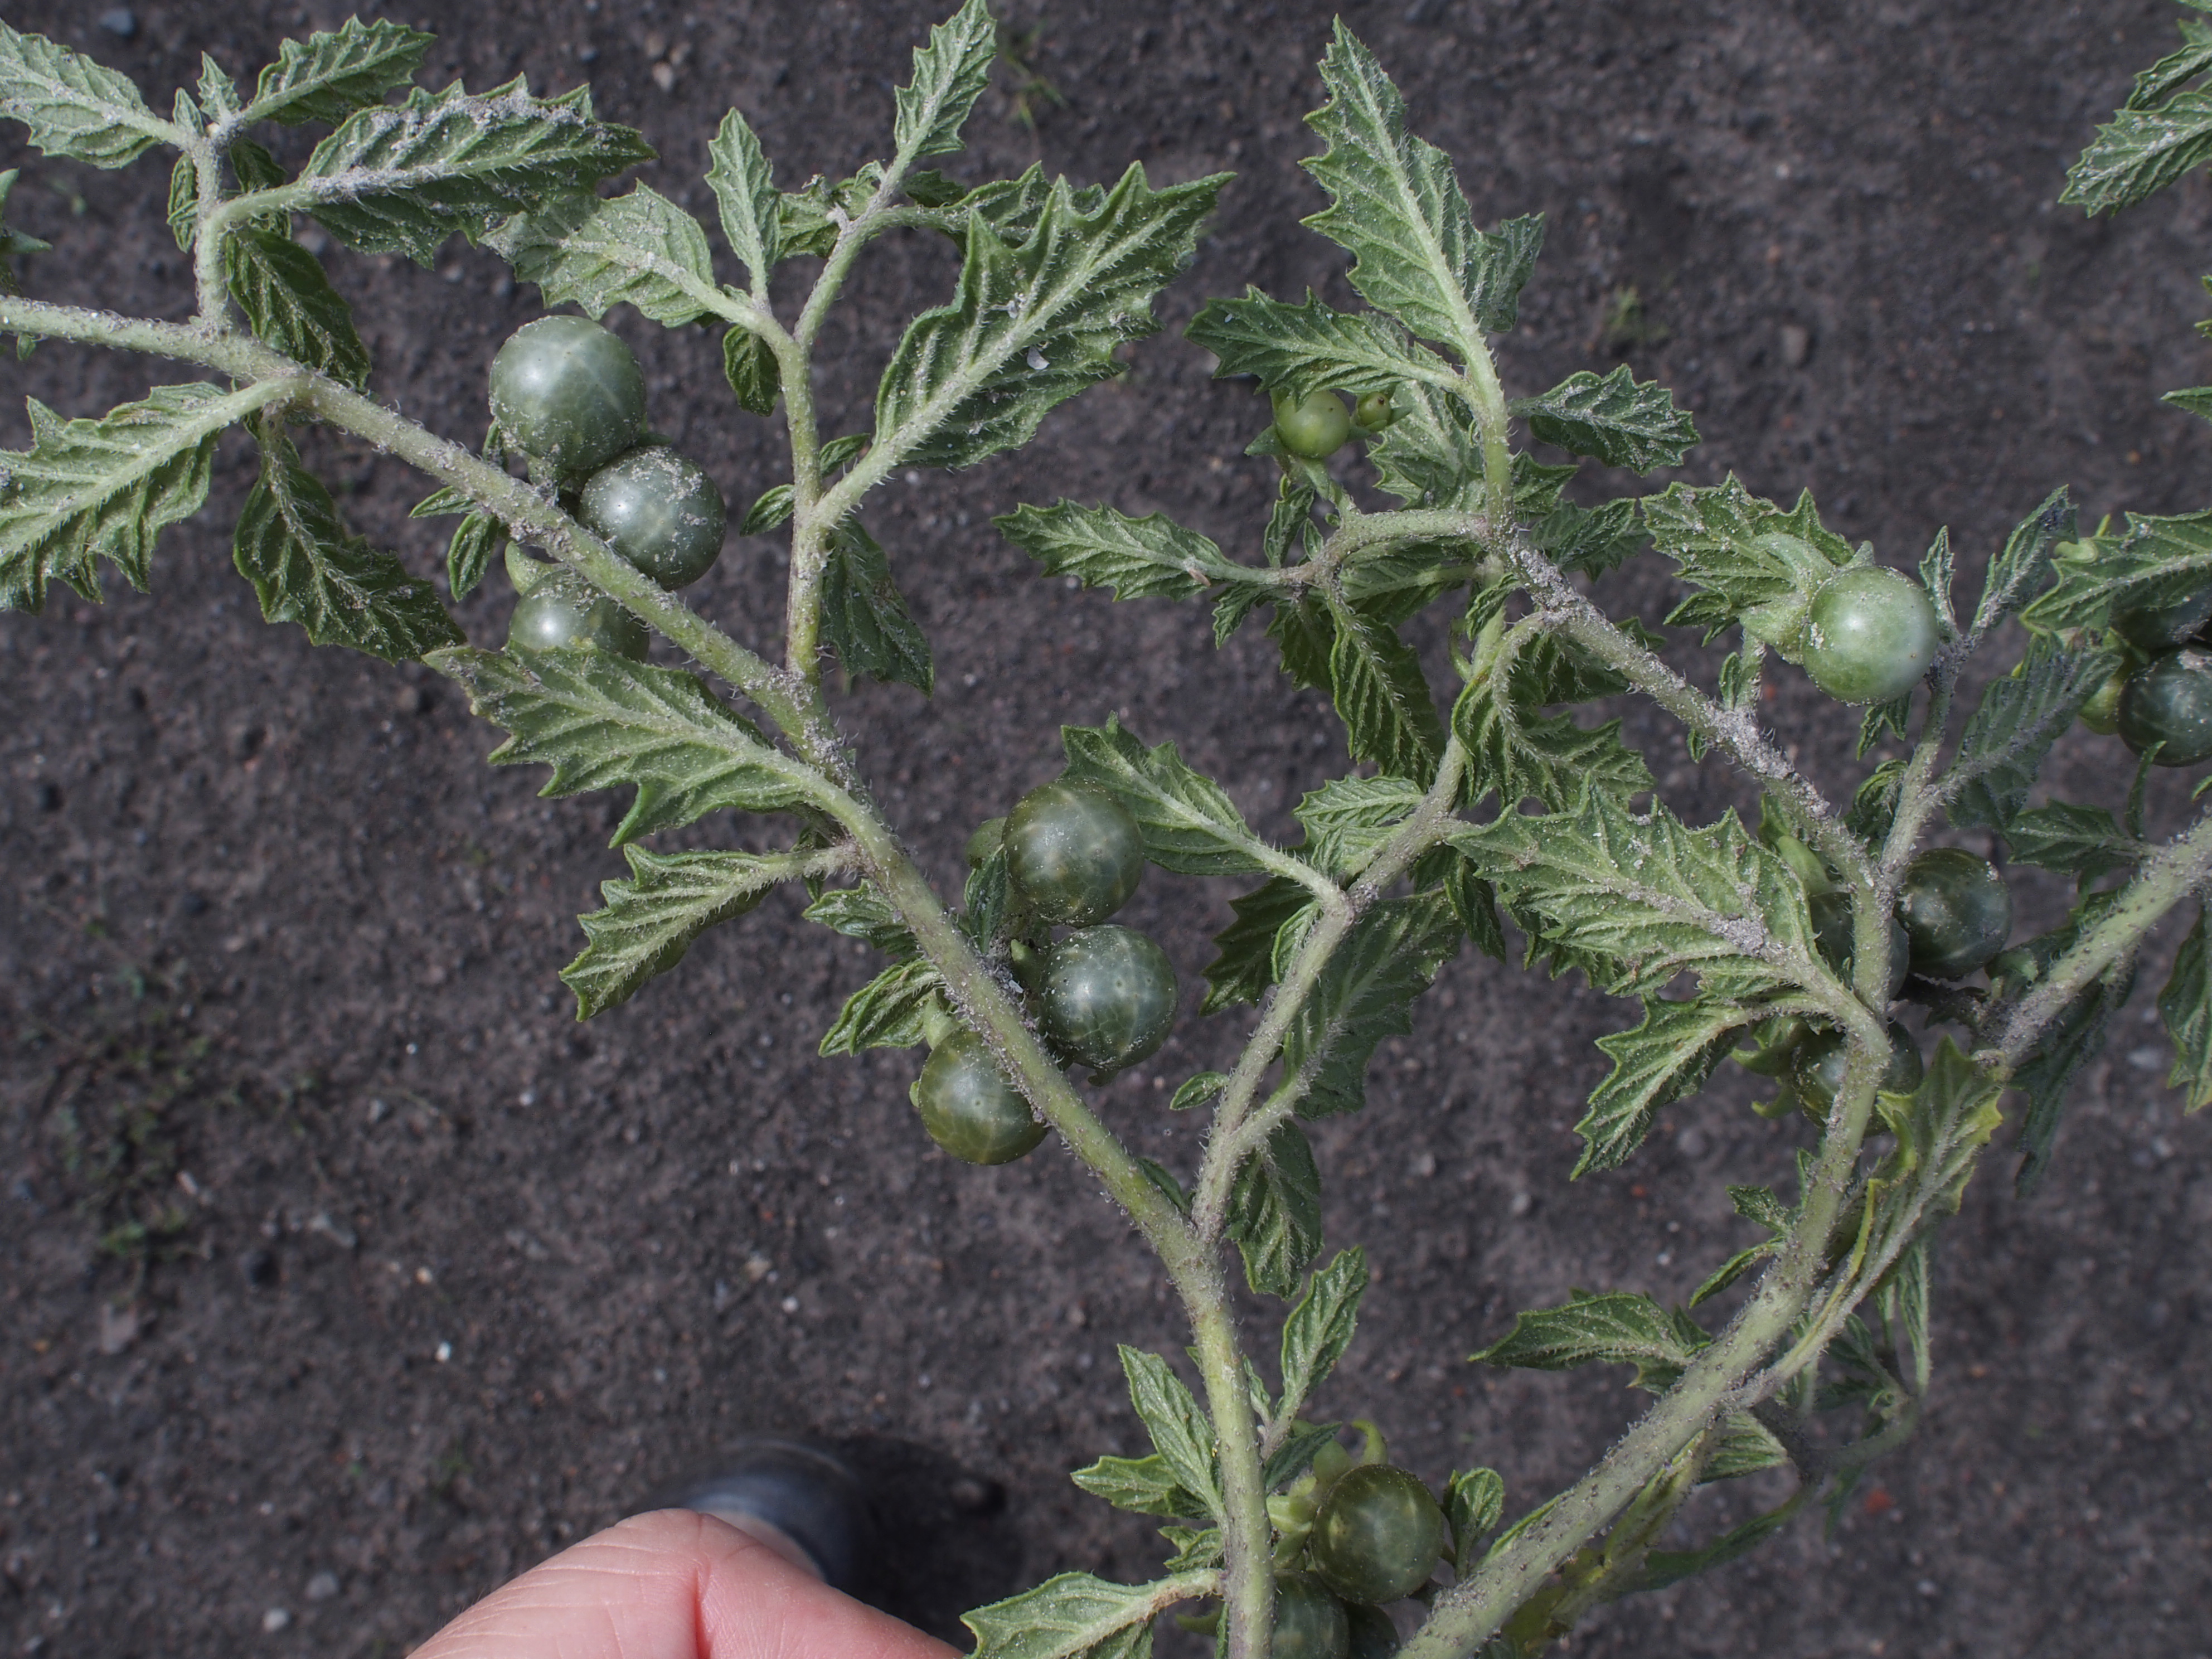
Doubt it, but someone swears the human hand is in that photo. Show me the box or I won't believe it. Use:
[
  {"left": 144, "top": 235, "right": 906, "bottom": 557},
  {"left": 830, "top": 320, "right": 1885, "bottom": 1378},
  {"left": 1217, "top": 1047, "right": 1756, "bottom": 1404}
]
[{"left": 413, "top": 1508, "right": 961, "bottom": 1659}]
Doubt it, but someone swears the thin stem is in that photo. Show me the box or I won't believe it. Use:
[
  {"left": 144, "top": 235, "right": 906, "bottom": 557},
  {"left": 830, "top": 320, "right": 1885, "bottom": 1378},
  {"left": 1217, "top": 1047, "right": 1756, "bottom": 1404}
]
[{"left": 187, "top": 142, "right": 236, "bottom": 329}]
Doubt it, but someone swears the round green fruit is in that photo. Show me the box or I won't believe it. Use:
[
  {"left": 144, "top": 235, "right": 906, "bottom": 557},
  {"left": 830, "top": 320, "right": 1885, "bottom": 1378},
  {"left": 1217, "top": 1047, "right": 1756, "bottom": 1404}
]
[
  {"left": 1308, "top": 1463, "right": 1448, "bottom": 1605},
  {"left": 1037, "top": 925, "right": 1177, "bottom": 1075},
  {"left": 911, "top": 1031, "right": 1046, "bottom": 1166},
  {"left": 1274, "top": 389, "right": 1352, "bottom": 460},
  {"left": 1005, "top": 780, "right": 1145, "bottom": 926},
  {"left": 1807, "top": 891, "right": 1911, "bottom": 1000},
  {"left": 488, "top": 316, "right": 648, "bottom": 476},
  {"left": 506, "top": 570, "right": 650, "bottom": 660},
  {"left": 1353, "top": 389, "right": 1398, "bottom": 432},
  {"left": 1895, "top": 848, "right": 2012, "bottom": 980},
  {"left": 1789, "top": 1021, "right": 1924, "bottom": 1122},
  {"left": 2110, "top": 588, "right": 2212, "bottom": 655},
  {"left": 578, "top": 447, "right": 727, "bottom": 589},
  {"left": 2118, "top": 647, "right": 2212, "bottom": 767},
  {"left": 2078, "top": 666, "right": 2129, "bottom": 736},
  {"left": 1271, "top": 1575, "right": 1351, "bottom": 1659},
  {"left": 1800, "top": 566, "right": 1941, "bottom": 705}
]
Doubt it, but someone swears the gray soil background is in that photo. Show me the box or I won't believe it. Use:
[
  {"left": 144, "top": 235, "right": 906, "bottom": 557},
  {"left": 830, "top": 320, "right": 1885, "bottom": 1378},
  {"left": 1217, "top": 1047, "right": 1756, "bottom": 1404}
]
[{"left": 3, "top": 1, "right": 2210, "bottom": 1655}]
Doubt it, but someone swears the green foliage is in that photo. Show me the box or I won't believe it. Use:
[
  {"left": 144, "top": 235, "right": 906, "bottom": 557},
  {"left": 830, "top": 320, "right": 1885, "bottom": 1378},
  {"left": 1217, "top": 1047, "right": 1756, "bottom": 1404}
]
[
  {"left": 494, "top": 186, "right": 720, "bottom": 326},
  {"left": 1226, "top": 1121, "right": 1325, "bottom": 1297},
  {"left": 892, "top": 0, "right": 998, "bottom": 163},
  {"left": 1060, "top": 717, "right": 1278, "bottom": 877},
  {"left": 821, "top": 518, "right": 934, "bottom": 691},
  {"left": 0, "top": 21, "right": 173, "bottom": 168},
  {"left": 244, "top": 18, "right": 434, "bottom": 127},
  {"left": 997, "top": 501, "right": 1249, "bottom": 604},
  {"left": 1280, "top": 891, "right": 1461, "bottom": 1119},
  {"left": 1946, "top": 635, "right": 2123, "bottom": 835},
  {"left": 1277, "top": 1248, "right": 1367, "bottom": 1424},
  {"left": 565, "top": 847, "right": 816, "bottom": 1017},
  {"left": 1576, "top": 998, "right": 1755, "bottom": 1175},
  {"left": 964, "top": 1571, "right": 1212, "bottom": 1659},
  {"left": 222, "top": 227, "right": 372, "bottom": 387},
  {"left": 1512, "top": 366, "right": 1699, "bottom": 473},
  {"left": 1185, "top": 287, "right": 1454, "bottom": 400}
]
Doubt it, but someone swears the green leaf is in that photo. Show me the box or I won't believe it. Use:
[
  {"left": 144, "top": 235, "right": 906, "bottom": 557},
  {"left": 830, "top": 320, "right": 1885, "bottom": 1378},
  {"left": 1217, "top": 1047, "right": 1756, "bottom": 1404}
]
[
  {"left": 803, "top": 885, "right": 918, "bottom": 958},
  {"left": 1280, "top": 891, "right": 1461, "bottom": 1119},
  {"left": 245, "top": 17, "right": 433, "bottom": 126},
  {"left": 230, "top": 137, "right": 285, "bottom": 193},
  {"left": 1168, "top": 1073, "right": 1226, "bottom": 1113},
  {"left": 1302, "top": 23, "right": 1542, "bottom": 350},
  {"left": 564, "top": 846, "right": 808, "bottom": 1018},
  {"left": 822, "top": 956, "right": 944, "bottom": 1054},
  {"left": 1158, "top": 1526, "right": 1224, "bottom": 1573},
  {"left": 2158, "top": 908, "right": 2212, "bottom": 1112},
  {"left": 2128, "top": 12, "right": 2212, "bottom": 109},
  {"left": 1278, "top": 1247, "right": 1367, "bottom": 1424},
  {"left": 723, "top": 329, "right": 782, "bottom": 416},
  {"left": 874, "top": 163, "right": 1226, "bottom": 471},
  {"left": 705, "top": 106, "right": 779, "bottom": 289},
  {"left": 1202, "top": 876, "right": 1316, "bottom": 1013},
  {"left": 1535, "top": 497, "right": 1648, "bottom": 580},
  {"left": 195, "top": 54, "right": 240, "bottom": 125},
  {"left": 1846, "top": 758, "right": 1908, "bottom": 849},
  {"left": 1472, "top": 1290, "right": 1702, "bottom": 1393},
  {"left": 493, "top": 185, "right": 719, "bottom": 326},
  {"left": 1575, "top": 998, "right": 1754, "bottom": 1176},
  {"left": 1369, "top": 378, "right": 1483, "bottom": 511},
  {"left": 0, "top": 384, "right": 254, "bottom": 612},
  {"left": 1262, "top": 1421, "right": 1345, "bottom": 1496},
  {"left": 1325, "top": 596, "right": 1444, "bottom": 783},
  {"left": 1919, "top": 525, "right": 1957, "bottom": 630},
  {"left": 1454, "top": 795, "right": 1825, "bottom": 1003},
  {"left": 445, "top": 511, "right": 505, "bottom": 601},
  {"left": 1946, "top": 634, "right": 2122, "bottom": 835},
  {"left": 1295, "top": 774, "right": 1425, "bottom": 880},
  {"left": 2064, "top": 85, "right": 2212, "bottom": 212},
  {"left": 893, "top": 0, "right": 996, "bottom": 163},
  {"left": 2020, "top": 505, "right": 2212, "bottom": 638},
  {"left": 165, "top": 155, "right": 197, "bottom": 250},
  {"left": 1453, "top": 625, "right": 1655, "bottom": 813},
  {"left": 996, "top": 501, "right": 1245, "bottom": 603},
  {"left": 1639, "top": 476, "right": 1850, "bottom": 640},
  {"left": 0, "top": 22, "right": 172, "bottom": 168},
  {"left": 222, "top": 226, "right": 372, "bottom": 387},
  {"left": 1858, "top": 1038, "right": 2006, "bottom": 1256},
  {"left": 2004, "top": 802, "right": 2140, "bottom": 887},
  {"left": 1061, "top": 717, "right": 1276, "bottom": 877},
  {"left": 1975, "top": 486, "right": 2074, "bottom": 633},
  {"left": 234, "top": 430, "right": 462, "bottom": 663},
  {"left": 963, "top": 1571, "right": 1214, "bottom": 1659},
  {"left": 426, "top": 645, "right": 814, "bottom": 844},
  {"left": 1118, "top": 1348, "right": 1221, "bottom": 1517},
  {"left": 1226, "top": 1122, "right": 1325, "bottom": 1297},
  {"left": 300, "top": 79, "right": 654, "bottom": 266},
  {"left": 739, "top": 485, "right": 794, "bottom": 537},
  {"left": 2163, "top": 384, "right": 2212, "bottom": 422},
  {"left": 2010, "top": 954, "right": 2135, "bottom": 1197},
  {"left": 1638, "top": 1507, "right": 1795, "bottom": 1593},
  {"left": 1183, "top": 287, "right": 1456, "bottom": 400},
  {"left": 1070, "top": 1454, "right": 1207, "bottom": 1520},
  {"left": 1445, "top": 1468, "right": 1506, "bottom": 1569},
  {"left": 821, "top": 518, "right": 933, "bottom": 692},
  {"left": 1512, "top": 366, "right": 1698, "bottom": 473}
]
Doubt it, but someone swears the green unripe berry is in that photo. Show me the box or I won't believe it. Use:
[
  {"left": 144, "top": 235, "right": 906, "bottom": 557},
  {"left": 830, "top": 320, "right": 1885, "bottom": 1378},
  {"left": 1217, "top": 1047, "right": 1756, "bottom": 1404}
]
[
  {"left": 1308, "top": 1463, "right": 1448, "bottom": 1605},
  {"left": 1274, "top": 389, "right": 1352, "bottom": 460},
  {"left": 506, "top": 569, "right": 650, "bottom": 661},
  {"left": 1271, "top": 1575, "right": 1351, "bottom": 1659},
  {"left": 2118, "top": 647, "right": 2212, "bottom": 767},
  {"left": 911, "top": 1031, "right": 1046, "bottom": 1165},
  {"left": 1895, "top": 848, "right": 2012, "bottom": 980},
  {"left": 1354, "top": 389, "right": 1398, "bottom": 432},
  {"left": 488, "top": 316, "right": 648, "bottom": 477},
  {"left": 1801, "top": 566, "right": 1941, "bottom": 705},
  {"left": 578, "top": 447, "right": 727, "bottom": 589}
]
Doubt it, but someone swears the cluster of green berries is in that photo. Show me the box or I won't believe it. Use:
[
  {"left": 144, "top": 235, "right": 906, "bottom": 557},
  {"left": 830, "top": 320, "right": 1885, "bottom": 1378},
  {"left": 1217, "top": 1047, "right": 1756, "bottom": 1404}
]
[
  {"left": 1256, "top": 1432, "right": 1449, "bottom": 1659},
  {"left": 2078, "top": 591, "right": 2212, "bottom": 767},
  {"left": 488, "top": 316, "right": 727, "bottom": 656},
  {"left": 910, "top": 780, "right": 1178, "bottom": 1166}
]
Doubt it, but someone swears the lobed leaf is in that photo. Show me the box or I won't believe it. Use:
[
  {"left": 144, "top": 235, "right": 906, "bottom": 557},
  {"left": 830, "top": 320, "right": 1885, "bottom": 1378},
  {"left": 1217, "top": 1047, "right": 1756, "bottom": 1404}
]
[
  {"left": 300, "top": 79, "right": 654, "bottom": 266},
  {"left": 222, "top": 225, "right": 372, "bottom": 387},
  {"left": 1280, "top": 891, "right": 1461, "bottom": 1119},
  {"left": 822, "top": 956, "right": 944, "bottom": 1054},
  {"left": 1202, "top": 876, "right": 1317, "bottom": 1013},
  {"left": 963, "top": 1571, "right": 1216, "bottom": 1659},
  {"left": 705, "top": 106, "right": 779, "bottom": 289},
  {"left": 1857, "top": 1039, "right": 2006, "bottom": 1262},
  {"left": 1061, "top": 717, "right": 1277, "bottom": 877},
  {"left": 2064, "top": 85, "right": 2212, "bottom": 213},
  {"left": 0, "top": 383, "right": 257, "bottom": 612},
  {"left": 1277, "top": 1247, "right": 1367, "bottom": 1424},
  {"left": 564, "top": 846, "right": 810, "bottom": 1017},
  {"left": 1225, "top": 1121, "right": 1325, "bottom": 1297},
  {"left": 426, "top": 646, "right": 813, "bottom": 844},
  {"left": 875, "top": 164, "right": 1225, "bottom": 472},
  {"left": 1512, "top": 366, "right": 1698, "bottom": 473},
  {"left": 893, "top": 0, "right": 997, "bottom": 163},
  {"left": 245, "top": 17, "right": 433, "bottom": 127},
  {"left": 1453, "top": 626, "right": 1654, "bottom": 813},
  {"left": 2005, "top": 801, "right": 2143, "bottom": 885},
  {"left": 1445, "top": 1468, "right": 1506, "bottom": 1570},
  {"left": 1454, "top": 794, "right": 1825, "bottom": 1003},
  {"left": 1575, "top": 998, "right": 1754, "bottom": 1176},
  {"left": 803, "top": 884, "right": 918, "bottom": 958},
  {"left": 1302, "top": 23, "right": 1542, "bottom": 352},
  {"left": 0, "top": 22, "right": 172, "bottom": 168},
  {"left": 1974, "top": 486, "right": 2074, "bottom": 633},
  {"left": 2158, "top": 908, "right": 2212, "bottom": 1112},
  {"left": 445, "top": 511, "right": 505, "bottom": 601},
  {"left": 1326, "top": 597, "right": 1444, "bottom": 783},
  {"left": 1295, "top": 775, "right": 1425, "bottom": 880},
  {"left": 997, "top": 501, "right": 1248, "bottom": 604},
  {"left": 821, "top": 519, "right": 934, "bottom": 692},
  {"left": 1472, "top": 1290, "right": 1704, "bottom": 1393},
  {"left": 1639, "top": 476, "right": 1851, "bottom": 639},
  {"left": 723, "top": 329, "right": 782, "bottom": 416},
  {"left": 1639, "top": 1507, "right": 1795, "bottom": 1593},
  {"left": 1946, "top": 634, "right": 2123, "bottom": 835},
  {"left": 2019, "top": 505, "right": 2212, "bottom": 638},
  {"left": 1535, "top": 497, "right": 1648, "bottom": 579},
  {"left": 1070, "top": 1453, "right": 1207, "bottom": 1520},
  {"left": 1117, "top": 1348, "right": 1221, "bottom": 1517},
  {"left": 494, "top": 185, "right": 719, "bottom": 326},
  {"left": 234, "top": 429, "right": 462, "bottom": 662},
  {"left": 1183, "top": 288, "right": 1457, "bottom": 400}
]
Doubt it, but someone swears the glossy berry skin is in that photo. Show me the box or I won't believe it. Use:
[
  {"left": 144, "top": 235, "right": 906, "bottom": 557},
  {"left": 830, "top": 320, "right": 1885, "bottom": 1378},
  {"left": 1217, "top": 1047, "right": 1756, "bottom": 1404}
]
[
  {"left": 1801, "top": 566, "right": 1941, "bottom": 705},
  {"left": 1895, "top": 848, "right": 2012, "bottom": 980},
  {"left": 910, "top": 1031, "right": 1045, "bottom": 1166},
  {"left": 1345, "top": 1603, "right": 1400, "bottom": 1659},
  {"left": 488, "top": 316, "right": 648, "bottom": 476},
  {"left": 1271, "top": 1575, "right": 1351, "bottom": 1659},
  {"left": 1005, "top": 780, "right": 1145, "bottom": 926},
  {"left": 578, "top": 448, "right": 727, "bottom": 589},
  {"left": 507, "top": 570, "right": 650, "bottom": 661},
  {"left": 1790, "top": 1021, "right": 1924, "bottom": 1122},
  {"left": 1274, "top": 389, "right": 1352, "bottom": 460},
  {"left": 1037, "top": 926, "right": 1177, "bottom": 1075},
  {"left": 1807, "top": 891, "right": 1910, "bottom": 1000},
  {"left": 1308, "top": 1464, "right": 1448, "bottom": 1605},
  {"left": 1353, "top": 389, "right": 1398, "bottom": 433},
  {"left": 2119, "top": 647, "right": 2212, "bottom": 767},
  {"left": 2110, "top": 589, "right": 2212, "bottom": 655}
]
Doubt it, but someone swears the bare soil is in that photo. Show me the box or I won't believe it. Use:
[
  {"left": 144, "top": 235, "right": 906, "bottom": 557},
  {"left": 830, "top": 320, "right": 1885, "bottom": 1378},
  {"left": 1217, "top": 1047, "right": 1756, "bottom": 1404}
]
[{"left": 3, "top": 2, "right": 2209, "bottom": 1656}]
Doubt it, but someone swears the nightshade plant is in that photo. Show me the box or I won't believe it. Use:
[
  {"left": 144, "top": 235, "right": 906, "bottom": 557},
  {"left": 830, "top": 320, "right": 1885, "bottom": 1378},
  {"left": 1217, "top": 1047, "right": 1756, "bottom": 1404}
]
[{"left": 4, "top": 7, "right": 2211, "bottom": 1655}]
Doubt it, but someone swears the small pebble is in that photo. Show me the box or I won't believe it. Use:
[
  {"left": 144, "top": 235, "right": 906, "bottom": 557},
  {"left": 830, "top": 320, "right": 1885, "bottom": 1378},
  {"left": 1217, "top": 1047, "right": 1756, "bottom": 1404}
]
[
  {"left": 305, "top": 1571, "right": 339, "bottom": 1603},
  {"left": 395, "top": 684, "right": 430, "bottom": 716},
  {"left": 261, "top": 1609, "right": 291, "bottom": 1634},
  {"left": 99, "top": 8, "right": 137, "bottom": 38},
  {"left": 1780, "top": 323, "right": 1811, "bottom": 368},
  {"left": 1508, "top": 1190, "right": 1533, "bottom": 1217},
  {"left": 1409, "top": 1150, "right": 1437, "bottom": 1178},
  {"left": 1673, "top": 1126, "right": 1709, "bottom": 1159}
]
